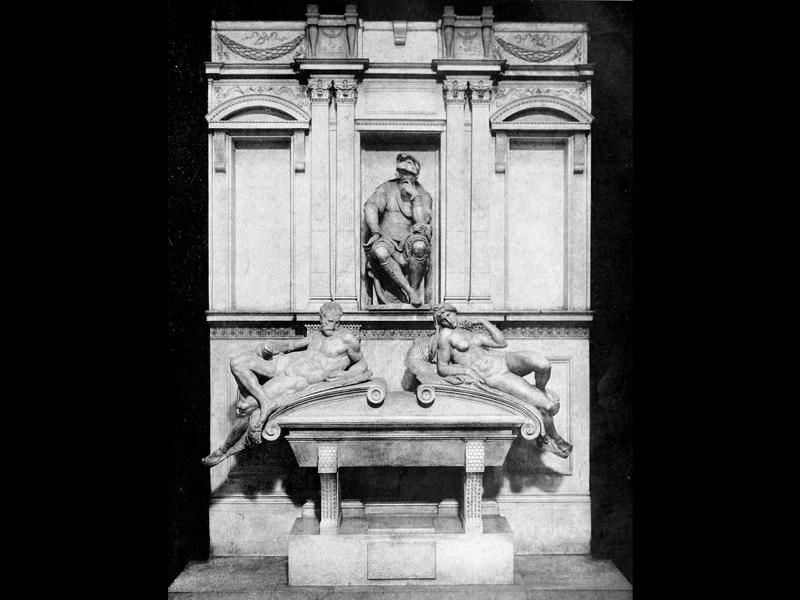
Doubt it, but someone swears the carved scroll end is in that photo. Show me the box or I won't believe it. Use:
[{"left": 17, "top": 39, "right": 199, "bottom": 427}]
[
  {"left": 416, "top": 384, "right": 436, "bottom": 407},
  {"left": 262, "top": 422, "right": 282, "bottom": 441},
  {"left": 366, "top": 378, "right": 387, "bottom": 407},
  {"left": 520, "top": 419, "right": 541, "bottom": 440}
]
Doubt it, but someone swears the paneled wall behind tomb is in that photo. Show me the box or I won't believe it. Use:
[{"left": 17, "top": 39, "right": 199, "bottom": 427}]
[{"left": 205, "top": 3, "right": 595, "bottom": 557}]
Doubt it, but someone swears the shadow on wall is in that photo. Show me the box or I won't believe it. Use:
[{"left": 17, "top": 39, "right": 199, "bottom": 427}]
[
  {"left": 212, "top": 430, "right": 566, "bottom": 508},
  {"left": 210, "top": 438, "right": 316, "bottom": 505}
]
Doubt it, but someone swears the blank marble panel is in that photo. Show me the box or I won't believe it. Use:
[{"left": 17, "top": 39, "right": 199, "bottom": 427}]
[
  {"left": 232, "top": 139, "right": 291, "bottom": 310},
  {"left": 506, "top": 139, "right": 567, "bottom": 309}
]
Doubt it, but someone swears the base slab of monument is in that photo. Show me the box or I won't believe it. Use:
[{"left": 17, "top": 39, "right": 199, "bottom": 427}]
[
  {"left": 288, "top": 514, "right": 514, "bottom": 586},
  {"left": 169, "top": 554, "right": 632, "bottom": 600}
]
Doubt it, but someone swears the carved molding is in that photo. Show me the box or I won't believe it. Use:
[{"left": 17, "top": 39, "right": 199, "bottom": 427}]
[
  {"left": 359, "top": 329, "right": 432, "bottom": 339},
  {"left": 206, "top": 94, "right": 311, "bottom": 125},
  {"left": 305, "top": 323, "right": 362, "bottom": 336},
  {"left": 211, "top": 84, "right": 310, "bottom": 110},
  {"left": 210, "top": 327, "right": 297, "bottom": 339},
  {"left": 501, "top": 326, "right": 589, "bottom": 339},
  {"left": 355, "top": 119, "right": 446, "bottom": 131},
  {"left": 491, "top": 95, "right": 593, "bottom": 125},
  {"left": 209, "top": 324, "right": 587, "bottom": 339},
  {"left": 493, "top": 86, "right": 588, "bottom": 111}
]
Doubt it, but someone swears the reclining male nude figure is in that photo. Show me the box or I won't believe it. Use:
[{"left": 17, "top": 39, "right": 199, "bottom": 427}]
[
  {"left": 202, "top": 302, "right": 368, "bottom": 467},
  {"left": 432, "top": 303, "right": 572, "bottom": 458}
]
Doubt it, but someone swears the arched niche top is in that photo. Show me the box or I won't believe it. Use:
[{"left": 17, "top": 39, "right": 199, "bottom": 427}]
[
  {"left": 490, "top": 96, "right": 593, "bottom": 131},
  {"left": 207, "top": 95, "right": 310, "bottom": 130}
]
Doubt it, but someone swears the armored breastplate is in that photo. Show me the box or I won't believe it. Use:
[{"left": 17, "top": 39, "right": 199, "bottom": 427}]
[{"left": 380, "top": 188, "right": 414, "bottom": 240}]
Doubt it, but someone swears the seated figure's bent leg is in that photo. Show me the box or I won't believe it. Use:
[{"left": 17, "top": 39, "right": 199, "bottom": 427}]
[
  {"left": 484, "top": 372, "right": 571, "bottom": 458},
  {"left": 229, "top": 353, "right": 278, "bottom": 415},
  {"left": 406, "top": 238, "right": 429, "bottom": 292},
  {"left": 252, "top": 375, "right": 311, "bottom": 430},
  {"left": 202, "top": 395, "right": 259, "bottom": 467},
  {"left": 505, "top": 351, "right": 551, "bottom": 391},
  {"left": 370, "top": 242, "right": 421, "bottom": 306}
]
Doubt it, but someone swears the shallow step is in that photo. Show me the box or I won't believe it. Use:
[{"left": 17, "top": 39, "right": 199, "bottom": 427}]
[{"left": 169, "top": 555, "right": 631, "bottom": 600}]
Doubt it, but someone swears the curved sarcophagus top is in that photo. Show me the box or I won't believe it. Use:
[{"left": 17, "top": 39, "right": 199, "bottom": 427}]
[{"left": 262, "top": 379, "right": 544, "bottom": 469}]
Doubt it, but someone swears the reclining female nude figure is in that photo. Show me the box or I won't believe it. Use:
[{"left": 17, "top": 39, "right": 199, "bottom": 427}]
[{"left": 430, "top": 303, "right": 572, "bottom": 458}]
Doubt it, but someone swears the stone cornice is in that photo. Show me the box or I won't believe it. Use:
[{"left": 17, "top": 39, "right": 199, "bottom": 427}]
[
  {"left": 432, "top": 59, "right": 506, "bottom": 78},
  {"left": 293, "top": 58, "right": 369, "bottom": 77}
]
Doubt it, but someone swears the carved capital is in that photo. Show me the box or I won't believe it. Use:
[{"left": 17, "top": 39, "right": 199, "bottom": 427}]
[
  {"left": 308, "top": 79, "right": 332, "bottom": 103},
  {"left": 469, "top": 80, "right": 493, "bottom": 104},
  {"left": 318, "top": 443, "right": 338, "bottom": 473},
  {"left": 333, "top": 79, "right": 358, "bottom": 103},
  {"left": 443, "top": 80, "right": 468, "bottom": 104},
  {"left": 465, "top": 440, "right": 485, "bottom": 473}
]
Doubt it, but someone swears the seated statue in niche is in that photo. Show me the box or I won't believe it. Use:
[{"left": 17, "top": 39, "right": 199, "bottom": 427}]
[
  {"left": 362, "top": 153, "right": 432, "bottom": 307},
  {"left": 202, "top": 302, "right": 370, "bottom": 467},
  {"left": 405, "top": 304, "right": 572, "bottom": 458}
]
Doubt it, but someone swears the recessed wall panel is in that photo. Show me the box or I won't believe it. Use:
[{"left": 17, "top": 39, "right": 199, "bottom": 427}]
[
  {"left": 506, "top": 140, "right": 567, "bottom": 309},
  {"left": 232, "top": 139, "right": 291, "bottom": 310}
]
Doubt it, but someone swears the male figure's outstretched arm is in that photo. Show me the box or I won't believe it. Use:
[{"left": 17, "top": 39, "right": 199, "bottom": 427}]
[{"left": 326, "top": 332, "right": 368, "bottom": 381}]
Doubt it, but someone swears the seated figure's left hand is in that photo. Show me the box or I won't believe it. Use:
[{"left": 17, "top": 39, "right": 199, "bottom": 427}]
[{"left": 411, "top": 223, "right": 431, "bottom": 238}]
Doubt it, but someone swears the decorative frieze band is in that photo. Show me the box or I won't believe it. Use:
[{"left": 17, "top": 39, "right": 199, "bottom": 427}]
[
  {"left": 211, "top": 84, "right": 310, "bottom": 110},
  {"left": 493, "top": 85, "right": 588, "bottom": 111},
  {"left": 209, "top": 324, "right": 588, "bottom": 339},
  {"left": 210, "top": 327, "right": 297, "bottom": 339},
  {"left": 502, "top": 326, "right": 589, "bottom": 339},
  {"left": 306, "top": 324, "right": 362, "bottom": 337}
]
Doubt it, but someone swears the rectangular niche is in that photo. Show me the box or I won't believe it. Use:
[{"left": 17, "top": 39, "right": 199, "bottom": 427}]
[
  {"left": 358, "top": 132, "right": 441, "bottom": 308},
  {"left": 231, "top": 137, "right": 292, "bottom": 310},
  {"left": 505, "top": 138, "right": 568, "bottom": 310}
]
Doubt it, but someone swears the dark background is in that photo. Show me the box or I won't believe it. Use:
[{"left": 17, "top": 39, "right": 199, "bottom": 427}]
[{"left": 168, "top": 0, "right": 633, "bottom": 588}]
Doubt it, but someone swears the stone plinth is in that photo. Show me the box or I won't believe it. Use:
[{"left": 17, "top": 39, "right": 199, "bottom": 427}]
[{"left": 288, "top": 514, "right": 514, "bottom": 586}]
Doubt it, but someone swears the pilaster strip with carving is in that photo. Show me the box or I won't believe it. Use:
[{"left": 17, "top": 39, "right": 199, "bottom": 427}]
[
  {"left": 469, "top": 80, "right": 493, "bottom": 301},
  {"left": 463, "top": 440, "right": 485, "bottom": 534},
  {"left": 309, "top": 79, "right": 332, "bottom": 299},
  {"left": 318, "top": 443, "right": 340, "bottom": 534},
  {"left": 495, "top": 132, "right": 507, "bottom": 173},
  {"left": 573, "top": 133, "right": 586, "bottom": 174},
  {"left": 443, "top": 80, "right": 469, "bottom": 301},
  {"left": 333, "top": 79, "right": 358, "bottom": 300}
]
